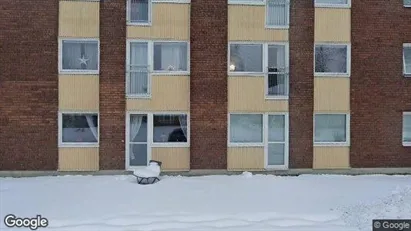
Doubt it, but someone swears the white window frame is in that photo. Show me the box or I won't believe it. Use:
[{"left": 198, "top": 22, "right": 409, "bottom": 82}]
[
  {"left": 58, "top": 112, "right": 100, "bottom": 148},
  {"left": 313, "top": 113, "right": 350, "bottom": 147},
  {"left": 403, "top": 112, "right": 411, "bottom": 147},
  {"left": 126, "top": 40, "right": 190, "bottom": 98},
  {"left": 265, "top": 0, "right": 290, "bottom": 29},
  {"left": 314, "top": 43, "right": 351, "bottom": 77},
  {"left": 58, "top": 38, "right": 100, "bottom": 75},
  {"left": 228, "top": 0, "right": 265, "bottom": 5},
  {"left": 403, "top": 44, "right": 411, "bottom": 77},
  {"left": 127, "top": 0, "right": 152, "bottom": 26},
  {"left": 153, "top": 0, "right": 190, "bottom": 3},
  {"left": 228, "top": 42, "right": 265, "bottom": 76},
  {"left": 227, "top": 113, "right": 289, "bottom": 169},
  {"left": 314, "top": 0, "right": 351, "bottom": 8},
  {"left": 125, "top": 111, "right": 190, "bottom": 169},
  {"left": 404, "top": 0, "right": 411, "bottom": 7}
]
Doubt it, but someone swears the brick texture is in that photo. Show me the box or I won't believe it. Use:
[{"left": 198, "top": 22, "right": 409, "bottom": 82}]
[
  {"left": 289, "top": 1, "right": 315, "bottom": 168},
  {"left": 0, "top": 0, "right": 59, "bottom": 170},
  {"left": 190, "top": 0, "right": 228, "bottom": 169},
  {"left": 99, "top": 0, "right": 126, "bottom": 170},
  {"left": 350, "top": 0, "right": 411, "bottom": 167}
]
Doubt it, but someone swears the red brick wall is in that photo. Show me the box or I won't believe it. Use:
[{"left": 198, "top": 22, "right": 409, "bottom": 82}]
[
  {"left": 0, "top": 0, "right": 59, "bottom": 170},
  {"left": 190, "top": 0, "right": 228, "bottom": 169},
  {"left": 99, "top": 0, "right": 127, "bottom": 170},
  {"left": 288, "top": 1, "right": 315, "bottom": 168},
  {"left": 350, "top": 0, "right": 411, "bottom": 167}
]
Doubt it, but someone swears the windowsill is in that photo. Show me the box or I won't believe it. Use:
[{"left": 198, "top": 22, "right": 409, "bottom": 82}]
[
  {"left": 126, "top": 94, "right": 151, "bottom": 99},
  {"left": 265, "top": 25, "right": 289, "bottom": 30},
  {"left": 404, "top": 73, "right": 411, "bottom": 77},
  {"left": 314, "top": 142, "right": 350, "bottom": 147},
  {"left": 314, "top": 3, "right": 351, "bottom": 8},
  {"left": 59, "top": 143, "right": 99, "bottom": 148},
  {"left": 228, "top": 1, "right": 265, "bottom": 6},
  {"left": 127, "top": 22, "right": 151, "bottom": 27},
  {"left": 59, "top": 70, "right": 99, "bottom": 75},
  {"left": 228, "top": 72, "right": 265, "bottom": 77},
  {"left": 403, "top": 142, "right": 411, "bottom": 147},
  {"left": 153, "top": 0, "right": 191, "bottom": 3},
  {"left": 228, "top": 143, "right": 265, "bottom": 148},
  {"left": 404, "top": 5, "right": 411, "bottom": 7},
  {"left": 265, "top": 95, "right": 289, "bottom": 100},
  {"left": 314, "top": 73, "right": 350, "bottom": 78},
  {"left": 151, "top": 71, "right": 190, "bottom": 76},
  {"left": 265, "top": 165, "right": 288, "bottom": 170},
  {"left": 151, "top": 143, "right": 189, "bottom": 148}
]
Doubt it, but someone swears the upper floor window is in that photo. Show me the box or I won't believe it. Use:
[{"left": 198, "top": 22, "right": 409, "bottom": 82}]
[
  {"left": 59, "top": 39, "right": 99, "bottom": 75},
  {"left": 405, "top": 0, "right": 411, "bottom": 7},
  {"left": 314, "top": 114, "right": 349, "bottom": 146},
  {"left": 403, "top": 113, "right": 411, "bottom": 146},
  {"left": 315, "top": 0, "right": 351, "bottom": 8},
  {"left": 266, "top": 0, "right": 290, "bottom": 28},
  {"left": 404, "top": 44, "right": 411, "bottom": 76},
  {"left": 315, "top": 43, "right": 351, "bottom": 77},
  {"left": 228, "top": 0, "right": 264, "bottom": 5},
  {"left": 127, "top": 0, "right": 151, "bottom": 25}
]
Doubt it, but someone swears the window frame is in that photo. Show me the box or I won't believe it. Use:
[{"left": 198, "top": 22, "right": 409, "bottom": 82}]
[
  {"left": 227, "top": 112, "right": 289, "bottom": 169},
  {"left": 403, "top": 112, "right": 411, "bottom": 147},
  {"left": 126, "top": 0, "right": 152, "bottom": 26},
  {"left": 126, "top": 40, "right": 190, "bottom": 98},
  {"left": 404, "top": 0, "right": 411, "bottom": 7},
  {"left": 265, "top": 0, "right": 290, "bottom": 29},
  {"left": 228, "top": 0, "right": 265, "bottom": 6},
  {"left": 314, "top": 0, "right": 351, "bottom": 8},
  {"left": 313, "top": 113, "right": 350, "bottom": 147},
  {"left": 314, "top": 43, "right": 351, "bottom": 77},
  {"left": 58, "top": 112, "right": 100, "bottom": 148},
  {"left": 58, "top": 38, "right": 100, "bottom": 75},
  {"left": 228, "top": 42, "right": 265, "bottom": 76},
  {"left": 403, "top": 44, "right": 411, "bottom": 77}
]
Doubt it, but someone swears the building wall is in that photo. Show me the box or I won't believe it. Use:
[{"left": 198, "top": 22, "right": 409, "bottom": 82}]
[
  {"left": 0, "top": 0, "right": 59, "bottom": 170},
  {"left": 350, "top": 0, "right": 411, "bottom": 167}
]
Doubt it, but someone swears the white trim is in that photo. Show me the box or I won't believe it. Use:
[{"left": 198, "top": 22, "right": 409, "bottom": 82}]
[
  {"left": 58, "top": 111, "right": 100, "bottom": 148},
  {"left": 403, "top": 112, "right": 411, "bottom": 147},
  {"left": 228, "top": 0, "right": 265, "bottom": 6},
  {"left": 58, "top": 38, "right": 100, "bottom": 75},
  {"left": 403, "top": 43, "right": 411, "bottom": 77},
  {"left": 126, "top": 0, "right": 152, "bottom": 26},
  {"left": 314, "top": 0, "right": 351, "bottom": 8},
  {"left": 265, "top": 113, "right": 289, "bottom": 169},
  {"left": 313, "top": 113, "right": 350, "bottom": 147},
  {"left": 314, "top": 43, "right": 351, "bottom": 78},
  {"left": 264, "top": 0, "right": 290, "bottom": 29},
  {"left": 153, "top": 0, "right": 190, "bottom": 3}
]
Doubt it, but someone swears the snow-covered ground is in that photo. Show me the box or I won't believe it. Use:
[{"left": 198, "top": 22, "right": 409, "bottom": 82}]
[{"left": 0, "top": 173, "right": 410, "bottom": 231}]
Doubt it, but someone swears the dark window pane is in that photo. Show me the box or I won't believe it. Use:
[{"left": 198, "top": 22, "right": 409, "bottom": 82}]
[
  {"left": 153, "top": 115, "right": 188, "bottom": 143},
  {"left": 62, "top": 114, "right": 98, "bottom": 143}
]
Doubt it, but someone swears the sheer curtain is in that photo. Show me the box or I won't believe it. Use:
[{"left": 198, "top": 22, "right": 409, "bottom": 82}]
[
  {"left": 129, "top": 43, "right": 148, "bottom": 94},
  {"left": 62, "top": 42, "right": 98, "bottom": 70},
  {"left": 130, "top": 115, "right": 143, "bottom": 160},
  {"left": 178, "top": 115, "right": 187, "bottom": 140},
  {"left": 267, "top": 0, "right": 288, "bottom": 26},
  {"left": 159, "top": 43, "right": 187, "bottom": 71},
  {"left": 130, "top": 0, "right": 149, "bottom": 22},
  {"left": 85, "top": 115, "right": 98, "bottom": 142}
]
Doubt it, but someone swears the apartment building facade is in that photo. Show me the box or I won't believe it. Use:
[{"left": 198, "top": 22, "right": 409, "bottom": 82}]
[{"left": 0, "top": 0, "right": 410, "bottom": 172}]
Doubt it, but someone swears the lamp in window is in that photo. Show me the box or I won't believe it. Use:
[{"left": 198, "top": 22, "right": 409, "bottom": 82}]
[
  {"left": 229, "top": 63, "right": 236, "bottom": 71},
  {"left": 167, "top": 65, "right": 175, "bottom": 71}
]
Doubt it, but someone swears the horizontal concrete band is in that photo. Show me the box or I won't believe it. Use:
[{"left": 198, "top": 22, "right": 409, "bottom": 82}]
[{"left": 1, "top": 168, "right": 411, "bottom": 178}]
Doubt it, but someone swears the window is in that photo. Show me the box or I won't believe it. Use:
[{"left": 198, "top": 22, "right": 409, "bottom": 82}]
[
  {"left": 267, "top": 44, "right": 288, "bottom": 97},
  {"left": 404, "top": 44, "right": 411, "bottom": 76},
  {"left": 229, "top": 114, "right": 263, "bottom": 144},
  {"left": 403, "top": 113, "right": 411, "bottom": 146},
  {"left": 268, "top": 115, "right": 287, "bottom": 166},
  {"left": 315, "top": 0, "right": 351, "bottom": 7},
  {"left": 314, "top": 114, "right": 349, "bottom": 145},
  {"left": 153, "top": 114, "right": 188, "bottom": 143},
  {"left": 229, "top": 44, "right": 263, "bottom": 73},
  {"left": 59, "top": 39, "right": 99, "bottom": 74},
  {"left": 405, "top": 0, "right": 411, "bottom": 7},
  {"left": 59, "top": 113, "right": 99, "bottom": 146},
  {"left": 154, "top": 42, "right": 188, "bottom": 72},
  {"left": 228, "top": 0, "right": 264, "bottom": 5},
  {"left": 127, "top": 41, "right": 189, "bottom": 97},
  {"left": 266, "top": 0, "right": 290, "bottom": 28},
  {"left": 315, "top": 44, "right": 350, "bottom": 76},
  {"left": 127, "top": 0, "right": 151, "bottom": 24}
]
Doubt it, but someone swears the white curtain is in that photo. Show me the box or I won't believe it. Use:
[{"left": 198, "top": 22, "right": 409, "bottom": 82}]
[
  {"left": 316, "top": 0, "right": 347, "bottom": 4},
  {"left": 62, "top": 42, "right": 98, "bottom": 70},
  {"left": 159, "top": 43, "right": 187, "bottom": 71},
  {"left": 129, "top": 43, "right": 148, "bottom": 94},
  {"left": 178, "top": 115, "right": 187, "bottom": 140},
  {"left": 267, "top": 0, "right": 288, "bottom": 26},
  {"left": 129, "top": 0, "right": 149, "bottom": 22},
  {"left": 85, "top": 115, "right": 98, "bottom": 142},
  {"left": 130, "top": 115, "right": 143, "bottom": 159}
]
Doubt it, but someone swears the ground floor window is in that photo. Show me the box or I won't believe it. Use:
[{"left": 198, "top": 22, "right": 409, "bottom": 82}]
[
  {"left": 314, "top": 114, "right": 350, "bottom": 146},
  {"left": 228, "top": 113, "right": 288, "bottom": 168},
  {"left": 127, "top": 112, "right": 189, "bottom": 168},
  {"left": 59, "top": 112, "right": 99, "bottom": 146},
  {"left": 403, "top": 113, "right": 411, "bottom": 146}
]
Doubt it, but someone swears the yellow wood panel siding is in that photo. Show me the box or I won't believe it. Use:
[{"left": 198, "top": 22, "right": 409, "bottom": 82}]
[
  {"left": 59, "top": 75, "right": 99, "bottom": 111},
  {"left": 228, "top": 5, "right": 288, "bottom": 41},
  {"left": 126, "top": 76, "right": 189, "bottom": 111},
  {"left": 58, "top": 147, "right": 99, "bottom": 171},
  {"left": 313, "top": 147, "right": 350, "bottom": 169},
  {"left": 59, "top": 1, "right": 99, "bottom": 38},
  {"left": 228, "top": 77, "right": 288, "bottom": 112},
  {"left": 228, "top": 147, "right": 265, "bottom": 170},
  {"left": 314, "top": 77, "right": 350, "bottom": 112},
  {"left": 127, "top": 3, "right": 189, "bottom": 40},
  {"left": 151, "top": 147, "right": 189, "bottom": 171},
  {"left": 315, "top": 8, "right": 351, "bottom": 42}
]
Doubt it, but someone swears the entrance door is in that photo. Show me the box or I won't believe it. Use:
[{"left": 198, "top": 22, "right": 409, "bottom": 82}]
[
  {"left": 127, "top": 114, "right": 149, "bottom": 168},
  {"left": 266, "top": 114, "right": 288, "bottom": 169}
]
